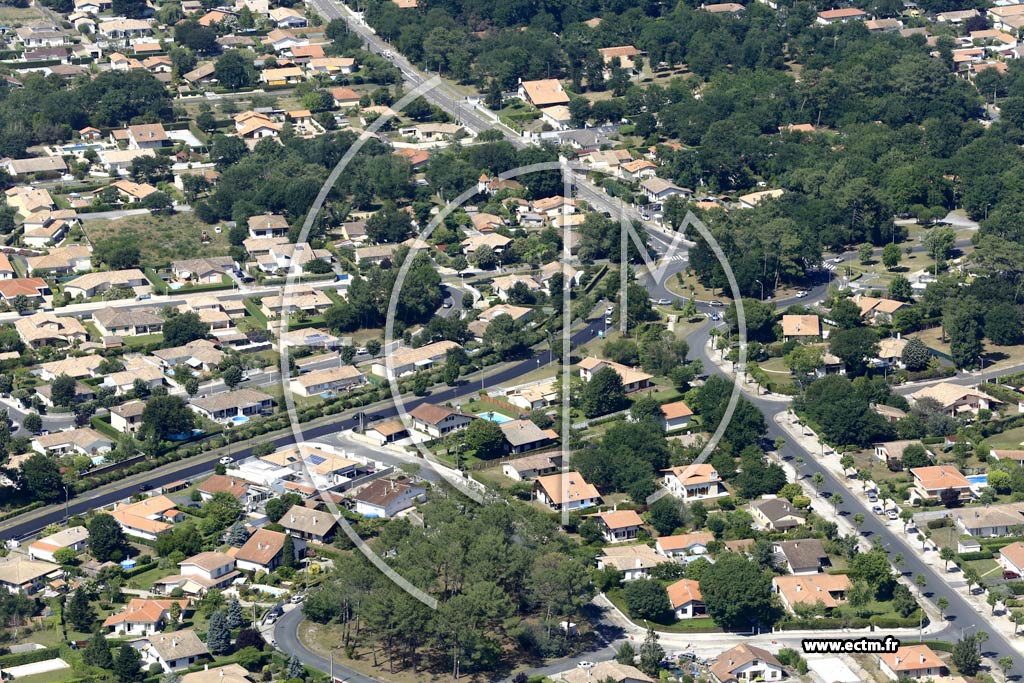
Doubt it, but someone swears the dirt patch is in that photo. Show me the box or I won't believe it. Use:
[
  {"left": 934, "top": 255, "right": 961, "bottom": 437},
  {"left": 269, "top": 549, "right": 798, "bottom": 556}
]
[{"left": 82, "top": 211, "right": 230, "bottom": 265}]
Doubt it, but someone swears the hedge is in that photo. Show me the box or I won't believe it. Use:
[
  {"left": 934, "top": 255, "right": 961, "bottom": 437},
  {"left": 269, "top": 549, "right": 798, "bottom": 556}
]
[
  {"left": 779, "top": 617, "right": 870, "bottom": 630},
  {"left": 918, "top": 640, "right": 954, "bottom": 652},
  {"left": 957, "top": 551, "right": 995, "bottom": 562},
  {"left": 870, "top": 614, "right": 925, "bottom": 629},
  {"left": 0, "top": 647, "right": 62, "bottom": 667},
  {"left": 926, "top": 518, "right": 948, "bottom": 529},
  {"left": 0, "top": 501, "right": 44, "bottom": 523},
  {"left": 1005, "top": 582, "right": 1024, "bottom": 595}
]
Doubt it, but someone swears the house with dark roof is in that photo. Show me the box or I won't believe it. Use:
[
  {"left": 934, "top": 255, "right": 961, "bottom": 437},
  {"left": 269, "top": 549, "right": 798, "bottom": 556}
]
[
  {"left": 142, "top": 629, "right": 209, "bottom": 672},
  {"left": 350, "top": 478, "right": 425, "bottom": 518},
  {"left": 278, "top": 504, "right": 338, "bottom": 543},
  {"left": 750, "top": 498, "right": 806, "bottom": 531},
  {"left": 408, "top": 403, "right": 474, "bottom": 438},
  {"left": 234, "top": 528, "right": 304, "bottom": 572},
  {"left": 774, "top": 538, "right": 828, "bottom": 575},
  {"left": 710, "top": 645, "right": 784, "bottom": 683},
  {"left": 500, "top": 419, "right": 555, "bottom": 454}
]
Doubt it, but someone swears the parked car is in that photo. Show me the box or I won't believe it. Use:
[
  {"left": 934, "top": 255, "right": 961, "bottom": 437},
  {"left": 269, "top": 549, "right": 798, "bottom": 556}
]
[
  {"left": 867, "top": 491, "right": 878, "bottom": 502},
  {"left": 886, "top": 509, "right": 899, "bottom": 520},
  {"left": 872, "top": 505, "right": 884, "bottom": 515},
  {"left": 219, "top": 456, "right": 233, "bottom": 465}
]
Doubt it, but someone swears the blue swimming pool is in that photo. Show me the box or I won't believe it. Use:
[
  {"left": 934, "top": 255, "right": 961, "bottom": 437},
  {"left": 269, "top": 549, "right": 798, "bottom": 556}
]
[
  {"left": 477, "top": 411, "right": 513, "bottom": 424},
  {"left": 231, "top": 415, "right": 250, "bottom": 425},
  {"left": 967, "top": 474, "right": 988, "bottom": 486}
]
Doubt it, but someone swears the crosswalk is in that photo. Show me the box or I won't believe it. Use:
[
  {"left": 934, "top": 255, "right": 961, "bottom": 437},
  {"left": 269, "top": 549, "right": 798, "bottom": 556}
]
[{"left": 823, "top": 262, "right": 837, "bottom": 271}]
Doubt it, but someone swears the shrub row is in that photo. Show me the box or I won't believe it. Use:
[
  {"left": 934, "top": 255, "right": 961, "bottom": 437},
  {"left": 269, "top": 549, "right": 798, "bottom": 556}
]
[{"left": 0, "top": 647, "right": 62, "bottom": 667}]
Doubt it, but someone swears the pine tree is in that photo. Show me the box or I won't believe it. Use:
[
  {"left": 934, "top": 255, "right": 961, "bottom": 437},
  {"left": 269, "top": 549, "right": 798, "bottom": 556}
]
[
  {"left": 637, "top": 626, "right": 664, "bottom": 676},
  {"left": 281, "top": 534, "right": 296, "bottom": 569},
  {"left": 287, "top": 654, "right": 305, "bottom": 680},
  {"left": 82, "top": 630, "right": 113, "bottom": 669},
  {"left": 206, "top": 610, "right": 232, "bottom": 655},
  {"left": 66, "top": 587, "right": 95, "bottom": 632},
  {"left": 227, "top": 522, "right": 249, "bottom": 546},
  {"left": 226, "top": 595, "right": 244, "bottom": 629},
  {"left": 113, "top": 643, "right": 142, "bottom": 683}
]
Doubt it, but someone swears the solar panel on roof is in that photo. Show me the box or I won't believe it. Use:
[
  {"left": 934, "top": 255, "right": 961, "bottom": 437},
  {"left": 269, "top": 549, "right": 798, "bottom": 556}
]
[{"left": 307, "top": 454, "right": 326, "bottom": 466}]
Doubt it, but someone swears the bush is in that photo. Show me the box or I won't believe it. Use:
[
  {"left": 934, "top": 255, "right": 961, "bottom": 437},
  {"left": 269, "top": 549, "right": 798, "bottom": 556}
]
[
  {"left": 957, "top": 551, "right": 995, "bottom": 562},
  {"left": 926, "top": 518, "right": 949, "bottom": 529},
  {"left": 0, "top": 648, "right": 61, "bottom": 667}
]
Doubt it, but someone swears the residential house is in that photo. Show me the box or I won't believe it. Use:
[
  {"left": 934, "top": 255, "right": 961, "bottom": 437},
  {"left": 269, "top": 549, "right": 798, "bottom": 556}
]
[
  {"left": 393, "top": 148, "right": 429, "bottom": 170},
  {"left": 289, "top": 365, "right": 365, "bottom": 397},
  {"left": 151, "top": 339, "right": 224, "bottom": 372},
  {"left": 5, "top": 186, "right": 54, "bottom": 218},
  {"left": 876, "top": 336, "right": 908, "bottom": 369},
  {"left": 408, "top": 403, "right": 474, "bottom": 438},
  {"left": 737, "top": 189, "right": 785, "bottom": 208},
  {"left": 235, "top": 528, "right": 304, "bottom": 572},
  {"left": 172, "top": 256, "right": 234, "bottom": 284},
  {"left": 36, "top": 355, "right": 103, "bottom": 381},
  {"left": 856, "top": 295, "right": 906, "bottom": 324},
  {"left": 781, "top": 314, "right": 821, "bottom": 341},
  {"left": 259, "top": 288, "right": 333, "bottom": 318},
  {"left": 816, "top": 7, "right": 866, "bottom": 24},
  {"left": 598, "top": 45, "right": 643, "bottom": 75},
  {"left": 910, "top": 383, "right": 999, "bottom": 417},
  {"left": 991, "top": 450, "right": 1024, "bottom": 467},
  {"left": 64, "top": 269, "right": 147, "bottom": 298},
  {"left": 957, "top": 505, "right": 1024, "bottom": 538},
  {"left": 557, "top": 662, "right": 654, "bottom": 683},
  {"left": 534, "top": 471, "right": 601, "bottom": 511},
  {"left": 750, "top": 498, "right": 806, "bottom": 531},
  {"left": 702, "top": 2, "right": 746, "bottom": 12},
  {"left": 102, "top": 360, "right": 166, "bottom": 395},
  {"left": 36, "top": 379, "right": 94, "bottom": 408},
  {"left": 469, "top": 304, "right": 533, "bottom": 340},
  {"left": 32, "top": 427, "right": 112, "bottom": 456},
  {"left": 142, "top": 630, "right": 209, "bottom": 672},
  {"left": 268, "top": 6, "right": 307, "bottom": 26},
  {"left": 578, "top": 357, "right": 653, "bottom": 392},
  {"left": 260, "top": 444, "right": 358, "bottom": 489},
  {"left": 501, "top": 452, "right": 562, "bottom": 481},
  {"left": 25, "top": 245, "right": 92, "bottom": 276},
  {"left": 661, "top": 464, "right": 726, "bottom": 500},
  {"left": 28, "top": 526, "right": 89, "bottom": 563},
  {"left": 878, "top": 645, "right": 944, "bottom": 681},
  {"left": 773, "top": 574, "right": 851, "bottom": 614},
  {"left": 874, "top": 440, "right": 928, "bottom": 465},
  {"left": 499, "top": 418, "right": 553, "bottom": 454},
  {"left": 640, "top": 177, "right": 691, "bottom": 203},
  {"left": 619, "top": 159, "right": 658, "bottom": 182},
  {"left": 197, "top": 475, "right": 256, "bottom": 506},
  {"left": 710, "top": 645, "right": 784, "bottom": 683},
  {"left": 330, "top": 86, "right": 360, "bottom": 108},
  {"left": 102, "top": 598, "right": 188, "bottom": 635},
  {"left": 98, "top": 148, "right": 157, "bottom": 174},
  {"left": 278, "top": 328, "right": 344, "bottom": 350},
  {"left": 371, "top": 340, "right": 462, "bottom": 380},
  {"left": 461, "top": 232, "right": 512, "bottom": 256},
  {"left": 21, "top": 209, "right": 77, "bottom": 247},
  {"left": 490, "top": 274, "right": 542, "bottom": 302},
  {"left": 3, "top": 156, "right": 67, "bottom": 179},
  {"left": 660, "top": 401, "right": 693, "bottom": 431},
  {"left": 247, "top": 214, "right": 289, "bottom": 239},
  {"left": 351, "top": 478, "right": 426, "bottom": 518},
  {"left": 0, "top": 277, "right": 50, "bottom": 303},
  {"left": 0, "top": 253, "right": 14, "bottom": 280},
  {"left": 774, "top": 538, "right": 828, "bottom": 575},
  {"left": 909, "top": 465, "right": 972, "bottom": 503},
  {"left": 109, "top": 400, "right": 146, "bottom": 434},
  {"left": 256, "top": 242, "right": 331, "bottom": 275},
  {"left": 110, "top": 496, "right": 182, "bottom": 541},
  {"left": 596, "top": 544, "right": 672, "bottom": 581},
  {"left": 0, "top": 557, "right": 61, "bottom": 594},
  {"left": 15, "top": 312, "right": 86, "bottom": 348},
  {"left": 126, "top": 123, "right": 167, "bottom": 149},
  {"left": 506, "top": 378, "right": 558, "bottom": 412},
  {"left": 1000, "top": 541, "right": 1024, "bottom": 578},
  {"left": 92, "top": 307, "right": 163, "bottom": 338},
  {"left": 667, "top": 579, "right": 705, "bottom": 620},
  {"left": 655, "top": 531, "right": 715, "bottom": 559},
  {"left": 363, "top": 420, "right": 409, "bottom": 446},
  {"left": 190, "top": 389, "right": 275, "bottom": 423},
  {"left": 180, "top": 665, "right": 251, "bottom": 683},
  {"left": 517, "top": 79, "right": 570, "bottom": 108},
  {"left": 584, "top": 509, "right": 644, "bottom": 543},
  {"left": 353, "top": 244, "right": 398, "bottom": 266},
  {"left": 278, "top": 504, "right": 338, "bottom": 543},
  {"left": 261, "top": 66, "right": 304, "bottom": 85},
  {"left": 234, "top": 111, "right": 282, "bottom": 139},
  {"left": 97, "top": 18, "right": 151, "bottom": 39}
]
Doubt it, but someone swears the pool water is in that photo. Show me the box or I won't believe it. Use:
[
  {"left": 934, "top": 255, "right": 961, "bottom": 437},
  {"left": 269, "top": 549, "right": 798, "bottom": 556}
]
[
  {"left": 477, "top": 411, "right": 513, "bottom": 424},
  {"left": 231, "top": 415, "right": 250, "bottom": 425},
  {"left": 967, "top": 474, "right": 988, "bottom": 486}
]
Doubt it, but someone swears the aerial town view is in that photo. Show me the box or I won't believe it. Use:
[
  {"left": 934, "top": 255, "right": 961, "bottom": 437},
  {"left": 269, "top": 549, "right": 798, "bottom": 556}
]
[{"left": 3, "top": 0, "right": 1024, "bottom": 681}]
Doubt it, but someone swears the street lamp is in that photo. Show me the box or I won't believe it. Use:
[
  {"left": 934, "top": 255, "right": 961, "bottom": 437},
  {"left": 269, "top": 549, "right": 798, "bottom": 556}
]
[
  {"left": 62, "top": 484, "right": 70, "bottom": 521},
  {"left": 754, "top": 279, "right": 764, "bottom": 301}
]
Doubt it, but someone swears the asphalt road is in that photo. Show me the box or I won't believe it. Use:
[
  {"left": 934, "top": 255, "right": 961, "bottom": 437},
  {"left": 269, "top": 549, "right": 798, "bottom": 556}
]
[{"left": 687, "top": 323, "right": 1022, "bottom": 677}]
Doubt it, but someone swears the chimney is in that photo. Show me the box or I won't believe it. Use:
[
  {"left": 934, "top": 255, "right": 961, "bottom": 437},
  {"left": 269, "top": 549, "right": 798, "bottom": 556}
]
[
  {"left": 172, "top": 637, "right": 177, "bottom": 648},
  {"left": 204, "top": 665, "right": 209, "bottom": 671},
  {"left": 895, "top": 657, "right": 901, "bottom": 666},
  {"left": 919, "top": 655, "right": 925, "bottom": 664}
]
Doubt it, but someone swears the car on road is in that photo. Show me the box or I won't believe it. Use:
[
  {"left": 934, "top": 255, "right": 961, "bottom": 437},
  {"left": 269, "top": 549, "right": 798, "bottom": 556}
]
[
  {"left": 872, "top": 505, "right": 884, "bottom": 515},
  {"left": 831, "top": 256, "right": 844, "bottom": 263},
  {"left": 886, "top": 509, "right": 899, "bottom": 520},
  {"left": 442, "top": 300, "right": 453, "bottom": 308},
  {"left": 795, "top": 290, "right": 808, "bottom": 298},
  {"left": 709, "top": 300, "right": 724, "bottom": 307},
  {"left": 656, "top": 298, "right": 671, "bottom": 305},
  {"left": 290, "top": 594, "right": 304, "bottom": 604},
  {"left": 577, "top": 662, "right": 595, "bottom": 670},
  {"left": 604, "top": 316, "right": 613, "bottom": 324},
  {"left": 138, "top": 483, "right": 151, "bottom": 492},
  {"left": 605, "top": 305, "right": 614, "bottom": 315},
  {"left": 711, "top": 313, "right": 721, "bottom": 321},
  {"left": 219, "top": 456, "right": 233, "bottom": 465}
]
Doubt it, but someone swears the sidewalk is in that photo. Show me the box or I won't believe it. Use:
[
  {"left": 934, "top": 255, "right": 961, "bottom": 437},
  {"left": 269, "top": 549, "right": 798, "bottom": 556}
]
[
  {"left": 701, "top": 339, "right": 793, "bottom": 404},
  {"left": 771, "top": 412, "right": 1024, "bottom": 652}
]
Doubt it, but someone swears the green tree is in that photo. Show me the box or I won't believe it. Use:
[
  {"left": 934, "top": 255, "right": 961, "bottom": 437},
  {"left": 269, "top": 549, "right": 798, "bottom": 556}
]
[
  {"left": 463, "top": 419, "right": 505, "bottom": 459},
  {"left": 648, "top": 496, "right": 682, "bottom": 535},
  {"left": 226, "top": 595, "right": 244, "bottom": 629},
  {"left": 615, "top": 642, "right": 636, "bottom": 666},
  {"left": 699, "top": 553, "right": 775, "bottom": 629},
  {"left": 830, "top": 298, "right": 863, "bottom": 329},
  {"left": 829, "top": 326, "right": 879, "bottom": 376},
  {"left": 163, "top": 312, "right": 209, "bottom": 347},
  {"left": 945, "top": 303, "right": 982, "bottom": 369},
  {"left": 580, "top": 366, "right": 629, "bottom": 418},
  {"left": 214, "top": 51, "right": 255, "bottom": 89},
  {"left": 281, "top": 533, "right": 296, "bottom": 570},
  {"left": 19, "top": 452, "right": 63, "bottom": 502},
  {"left": 901, "top": 338, "right": 932, "bottom": 371},
  {"left": 82, "top": 630, "right": 113, "bottom": 669},
  {"left": 637, "top": 626, "right": 664, "bottom": 677},
  {"left": 850, "top": 548, "right": 893, "bottom": 597},
  {"left": 952, "top": 636, "right": 980, "bottom": 676},
  {"left": 858, "top": 243, "right": 874, "bottom": 264},
  {"left": 985, "top": 302, "right": 1021, "bottom": 346},
  {"left": 287, "top": 655, "right": 305, "bottom": 680},
  {"left": 141, "top": 395, "right": 195, "bottom": 441},
  {"left": 51, "top": 374, "right": 78, "bottom": 407},
  {"left": 223, "top": 364, "right": 243, "bottom": 389},
  {"left": 66, "top": 587, "right": 95, "bottom": 632},
  {"left": 114, "top": 643, "right": 142, "bottom": 683},
  {"left": 937, "top": 596, "right": 949, "bottom": 617},
  {"left": 940, "top": 546, "right": 956, "bottom": 571},
  {"left": 206, "top": 610, "right": 232, "bottom": 655},
  {"left": 623, "top": 579, "right": 670, "bottom": 621},
  {"left": 88, "top": 513, "right": 127, "bottom": 562},
  {"left": 882, "top": 242, "right": 902, "bottom": 270}
]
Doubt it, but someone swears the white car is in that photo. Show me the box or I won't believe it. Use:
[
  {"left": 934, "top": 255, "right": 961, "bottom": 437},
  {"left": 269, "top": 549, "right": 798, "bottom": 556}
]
[
  {"left": 831, "top": 256, "right": 844, "bottom": 264},
  {"left": 604, "top": 316, "right": 613, "bottom": 324},
  {"left": 795, "top": 290, "right": 808, "bottom": 298},
  {"left": 219, "top": 456, "right": 233, "bottom": 465},
  {"left": 577, "top": 662, "right": 595, "bottom": 670},
  {"left": 886, "top": 509, "right": 899, "bottom": 521},
  {"left": 872, "top": 505, "right": 884, "bottom": 515}
]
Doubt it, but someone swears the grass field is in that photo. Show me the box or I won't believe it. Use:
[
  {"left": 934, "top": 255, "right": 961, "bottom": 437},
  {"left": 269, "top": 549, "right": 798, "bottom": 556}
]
[
  {"left": 82, "top": 212, "right": 230, "bottom": 264},
  {"left": 11, "top": 667, "right": 78, "bottom": 683},
  {"left": 987, "top": 425, "right": 1024, "bottom": 450},
  {"left": 0, "top": 5, "right": 45, "bottom": 21},
  {"left": 910, "top": 326, "right": 1024, "bottom": 371}
]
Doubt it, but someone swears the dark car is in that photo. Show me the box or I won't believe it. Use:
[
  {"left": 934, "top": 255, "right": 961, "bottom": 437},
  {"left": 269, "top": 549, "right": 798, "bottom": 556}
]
[{"left": 138, "top": 483, "right": 151, "bottom": 492}]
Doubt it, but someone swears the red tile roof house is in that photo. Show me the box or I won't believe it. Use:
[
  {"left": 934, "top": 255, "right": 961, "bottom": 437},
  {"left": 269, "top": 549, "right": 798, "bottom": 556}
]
[
  {"left": 709, "top": 645, "right": 784, "bottom": 683},
  {"left": 233, "top": 528, "right": 305, "bottom": 573},
  {"left": 909, "top": 465, "right": 972, "bottom": 504},
  {"left": 102, "top": 598, "right": 190, "bottom": 636},
  {"left": 667, "top": 578, "right": 705, "bottom": 620},
  {"left": 584, "top": 509, "right": 644, "bottom": 543},
  {"left": 655, "top": 531, "right": 715, "bottom": 560},
  {"left": 877, "top": 645, "right": 944, "bottom": 680},
  {"left": 999, "top": 541, "right": 1024, "bottom": 579}
]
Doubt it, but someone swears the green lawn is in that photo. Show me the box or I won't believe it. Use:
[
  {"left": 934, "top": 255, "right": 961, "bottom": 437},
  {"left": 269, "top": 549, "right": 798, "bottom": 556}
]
[
  {"left": 125, "top": 564, "right": 171, "bottom": 590},
  {"left": 987, "top": 426, "right": 1024, "bottom": 450},
  {"left": 963, "top": 558, "right": 1001, "bottom": 581},
  {"left": 605, "top": 587, "right": 722, "bottom": 633},
  {"left": 11, "top": 668, "right": 78, "bottom": 683},
  {"left": 125, "top": 333, "right": 165, "bottom": 349}
]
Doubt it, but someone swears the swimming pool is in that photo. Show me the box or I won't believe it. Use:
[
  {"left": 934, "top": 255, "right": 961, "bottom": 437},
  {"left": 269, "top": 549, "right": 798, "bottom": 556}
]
[
  {"left": 231, "top": 415, "right": 250, "bottom": 425},
  {"left": 967, "top": 474, "right": 988, "bottom": 486},
  {"left": 477, "top": 411, "right": 513, "bottom": 424}
]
